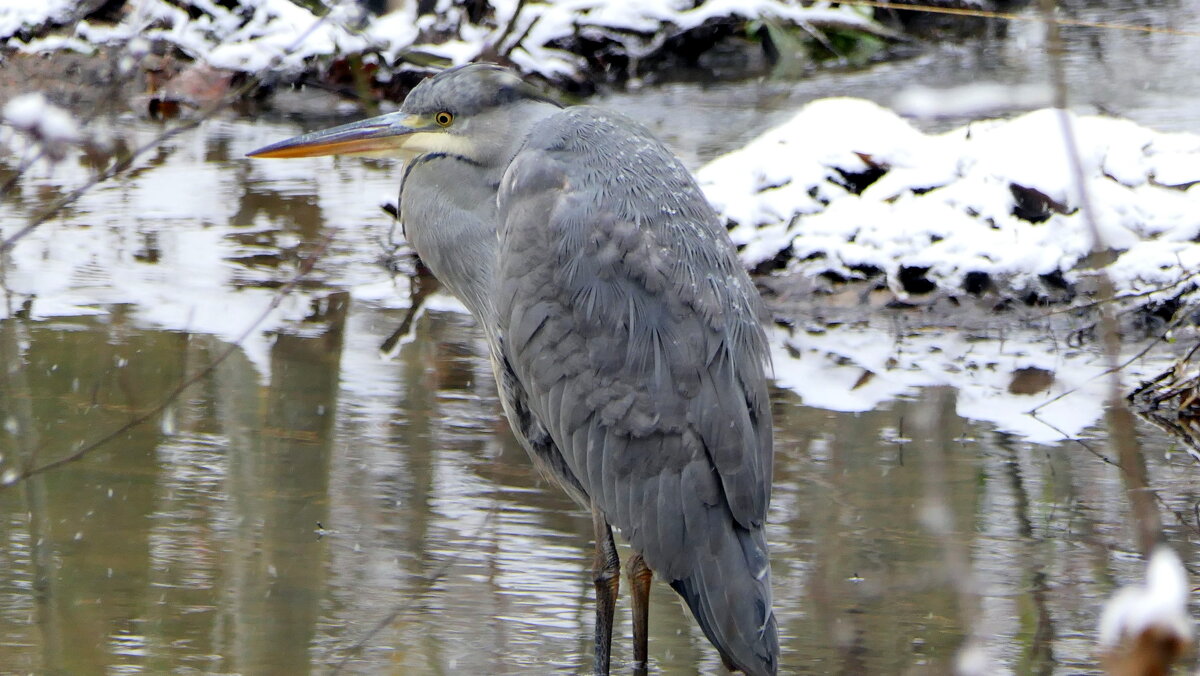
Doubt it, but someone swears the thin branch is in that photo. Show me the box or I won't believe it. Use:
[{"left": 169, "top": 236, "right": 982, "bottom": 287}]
[
  {"left": 1027, "top": 412, "right": 1117, "bottom": 467},
  {"left": 493, "top": 0, "right": 529, "bottom": 56},
  {"left": 1025, "top": 312, "right": 1185, "bottom": 416},
  {"left": 0, "top": 147, "right": 49, "bottom": 197},
  {"left": 499, "top": 7, "right": 543, "bottom": 60},
  {"left": 1128, "top": 341, "right": 1200, "bottom": 403},
  {"left": 1041, "top": 269, "right": 1200, "bottom": 318}
]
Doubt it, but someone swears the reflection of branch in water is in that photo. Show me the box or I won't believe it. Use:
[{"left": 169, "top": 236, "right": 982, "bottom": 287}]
[
  {"left": 1027, "top": 413, "right": 1116, "bottom": 467},
  {"left": 0, "top": 234, "right": 334, "bottom": 488},
  {"left": 1031, "top": 410, "right": 1200, "bottom": 539},
  {"left": 0, "top": 5, "right": 347, "bottom": 485},
  {"left": 995, "top": 433, "right": 1056, "bottom": 673},
  {"left": 380, "top": 263, "right": 441, "bottom": 357},
  {"left": 330, "top": 506, "right": 498, "bottom": 675},
  {"left": 913, "top": 389, "right": 989, "bottom": 663}
]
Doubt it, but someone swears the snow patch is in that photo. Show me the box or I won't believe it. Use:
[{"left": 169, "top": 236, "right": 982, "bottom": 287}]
[{"left": 700, "top": 99, "right": 1200, "bottom": 304}]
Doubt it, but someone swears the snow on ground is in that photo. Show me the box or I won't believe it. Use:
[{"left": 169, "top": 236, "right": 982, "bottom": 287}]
[
  {"left": 699, "top": 98, "right": 1200, "bottom": 304},
  {"left": 6, "top": 0, "right": 374, "bottom": 74},
  {"left": 1, "top": 0, "right": 882, "bottom": 83},
  {"left": 0, "top": 0, "right": 76, "bottom": 39}
]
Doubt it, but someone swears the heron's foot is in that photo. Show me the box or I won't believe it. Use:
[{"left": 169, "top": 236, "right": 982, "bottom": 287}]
[
  {"left": 592, "top": 507, "right": 620, "bottom": 675},
  {"left": 627, "top": 552, "right": 653, "bottom": 673}
]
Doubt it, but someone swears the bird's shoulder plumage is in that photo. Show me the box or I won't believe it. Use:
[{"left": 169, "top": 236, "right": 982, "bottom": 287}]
[{"left": 494, "top": 105, "right": 772, "bottom": 578}]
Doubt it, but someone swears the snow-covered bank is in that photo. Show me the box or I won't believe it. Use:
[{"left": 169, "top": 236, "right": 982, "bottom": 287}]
[
  {"left": 1, "top": 0, "right": 888, "bottom": 89},
  {"left": 700, "top": 98, "right": 1200, "bottom": 308}
]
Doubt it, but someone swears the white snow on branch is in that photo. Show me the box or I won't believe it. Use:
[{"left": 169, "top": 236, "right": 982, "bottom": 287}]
[
  {"left": 2, "top": 92, "right": 84, "bottom": 164},
  {"left": 1098, "top": 546, "right": 1192, "bottom": 662}
]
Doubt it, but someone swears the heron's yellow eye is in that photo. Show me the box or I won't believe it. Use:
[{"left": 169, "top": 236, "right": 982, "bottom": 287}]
[{"left": 435, "top": 111, "right": 454, "bottom": 127}]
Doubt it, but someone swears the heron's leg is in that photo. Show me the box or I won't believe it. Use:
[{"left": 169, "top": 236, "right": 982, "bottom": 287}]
[
  {"left": 626, "top": 552, "right": 652, "bottom": 674},
  {"left": 591, "top": 505, "right": 619, "bottom": 675}
]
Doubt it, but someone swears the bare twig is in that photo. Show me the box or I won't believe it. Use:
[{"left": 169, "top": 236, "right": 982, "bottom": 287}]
[
  {"left": 1027, "top": 412, "right": 1118, "bottom": 467},
  {"left": 499, "top": 4, "right": 544, "bottom": 60},
  {"left": 492, "top": 0, "right": 529, "bottom": 56},
  {"left": 1128, "top": 342, "right": 1200, "bottom": 403},
  {"left": 1026, "top": 310, "right": 1188, "bottom": 416},
  {"left": 1042, "top": 269, "right": 1200, "bottom": 318}
]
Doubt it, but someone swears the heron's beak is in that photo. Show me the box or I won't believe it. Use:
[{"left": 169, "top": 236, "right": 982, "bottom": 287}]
[{"left": 247, "top": 112, "right": 440, "bottom": 159}]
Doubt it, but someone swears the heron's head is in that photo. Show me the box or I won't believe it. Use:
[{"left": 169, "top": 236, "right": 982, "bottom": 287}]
[{"left": 247, "top": 63, "right": 560, "bottom": 165}]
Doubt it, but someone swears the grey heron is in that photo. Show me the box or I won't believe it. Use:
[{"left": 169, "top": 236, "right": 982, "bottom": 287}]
[{"left": 249, "top": 63, "right": 779, "bottom": 675}]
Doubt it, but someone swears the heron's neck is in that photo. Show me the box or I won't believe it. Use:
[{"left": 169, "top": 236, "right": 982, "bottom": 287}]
[{"left": 399, "top": 153, "right": 502, "bottom": 332}]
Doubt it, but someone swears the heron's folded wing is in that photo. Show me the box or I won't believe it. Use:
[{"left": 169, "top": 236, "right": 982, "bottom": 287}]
[{"left": 495, "top": 107, "right": 772, "bottom": 576}]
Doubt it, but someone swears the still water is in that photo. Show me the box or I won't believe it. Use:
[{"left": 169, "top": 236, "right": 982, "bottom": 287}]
[{"left": 3, "top": 3, "right": 1200, "bottom": 673}]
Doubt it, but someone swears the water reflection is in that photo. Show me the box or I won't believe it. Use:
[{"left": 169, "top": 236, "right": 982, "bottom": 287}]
[{"left": 2, "top": 299, "right": 1198, "bottom": 673}]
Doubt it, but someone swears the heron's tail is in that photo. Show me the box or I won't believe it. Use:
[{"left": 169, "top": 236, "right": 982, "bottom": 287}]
[{"left": 669, "top": 521, "right": 779, "bottom": 675}]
